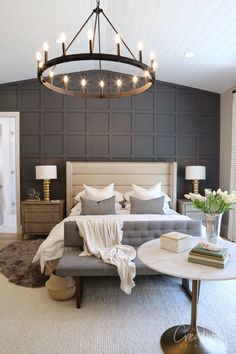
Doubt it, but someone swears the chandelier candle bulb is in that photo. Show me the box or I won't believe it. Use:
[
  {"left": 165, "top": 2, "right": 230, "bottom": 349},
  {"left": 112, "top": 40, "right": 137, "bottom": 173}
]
[
  {"left": 152, "top": 60, "right": 157, "bottom": 71},
  {"left": 137, "top": 41, "right": 143, "bottom": 62},
  {"left": 57, "top": 32, "right": 66, "bottom": 55},
  {"left": 63, "top": 75, "right": 69, "bottom": 89},
  {"left": 115, "top": 34, "right": 121, "bottom": 56},
  {"left": 36, "top": 52, "right": 41, "bottom": 62},
  {"left": 116, "top": 79, "right": 122, "bottom": 94},
  {"left": 62, "top": 41, "right": 66, "bottom": 56},
  {"left": 87, "top": 29, "right": 93, "bottom": 53},
  {"left": 144, "top": 70, "right": 150, "bottom": 82},
  {"left": 99, "top": 80, "right": 104, "bottom": 96},
  {"left": 133, "top": 75, "right": 138, "bottom": 83},
  {"left": 49, "top": 70, "right": 54, "bottom": 84},
  {"left": 149, "top": 51, "right": 155, "bottom": 67},
  {"left": 43, "top": 42, "right": 49, "bottom": 62},
  {"left": 81, "top": 78, "right": 87, "bottom": 93},
  {"left": 36, "top": 52, "right": 42, "bottom": 70},
  {"left": 132, "top": 75, "right": 138, "bottom": 89}
]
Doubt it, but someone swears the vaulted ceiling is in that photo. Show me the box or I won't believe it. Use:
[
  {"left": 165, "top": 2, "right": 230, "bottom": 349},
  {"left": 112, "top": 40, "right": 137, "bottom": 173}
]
[{"left": 1, "top": 0, "right": 236, "bottom": 93}]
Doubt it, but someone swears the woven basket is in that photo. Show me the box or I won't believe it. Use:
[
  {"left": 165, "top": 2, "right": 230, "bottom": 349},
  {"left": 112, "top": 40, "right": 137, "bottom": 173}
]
[{"left": 46, "top": 272, "right": 76, "bottom": 301}]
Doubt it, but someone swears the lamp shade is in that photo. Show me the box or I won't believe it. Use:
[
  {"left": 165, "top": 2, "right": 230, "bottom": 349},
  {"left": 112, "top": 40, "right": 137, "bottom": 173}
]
[
  {"left": 185, "top": 166, "right": 206, "bottom": 180},
  {"left": 35, "top": 165, "right": 57, "bottom": 180}
]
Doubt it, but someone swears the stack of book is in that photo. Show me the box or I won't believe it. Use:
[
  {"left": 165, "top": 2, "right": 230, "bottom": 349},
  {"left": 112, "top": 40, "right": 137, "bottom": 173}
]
[{"left": 188, "top": 243, "right": 230, "bottom": 268}]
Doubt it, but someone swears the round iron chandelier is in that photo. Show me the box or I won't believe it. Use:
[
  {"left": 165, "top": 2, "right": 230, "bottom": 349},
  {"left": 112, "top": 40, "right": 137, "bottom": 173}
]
[{"left": 36, "top": 0, "right": 157, "bottom": 99}]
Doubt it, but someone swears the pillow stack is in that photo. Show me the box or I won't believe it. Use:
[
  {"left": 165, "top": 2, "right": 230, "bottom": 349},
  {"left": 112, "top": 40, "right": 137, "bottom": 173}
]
[
  {"left": 123, "top": 183, "right": 171, "bottom": 214},
  {"left": 72, "top": 183, "right": 123, "bottom": 215}
]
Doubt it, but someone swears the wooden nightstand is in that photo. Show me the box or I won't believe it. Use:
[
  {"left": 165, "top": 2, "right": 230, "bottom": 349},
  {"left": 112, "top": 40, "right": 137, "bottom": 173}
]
[
  {"left": 21, "top": 200, "right": 65, "bottom": 240},
  {"left": 178, "top": 199, "right": 205, "bottom": 225}
]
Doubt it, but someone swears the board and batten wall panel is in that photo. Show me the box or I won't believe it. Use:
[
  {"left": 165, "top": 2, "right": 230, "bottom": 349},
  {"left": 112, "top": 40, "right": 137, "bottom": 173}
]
[{"left": 0, "top": 78, "right": 220, "bottom": 201}]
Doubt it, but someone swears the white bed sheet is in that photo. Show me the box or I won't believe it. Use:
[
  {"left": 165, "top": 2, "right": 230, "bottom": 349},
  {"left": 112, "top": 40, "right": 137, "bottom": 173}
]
[{"left": 32, "top": 211, "right": 205, "bottom": 272}]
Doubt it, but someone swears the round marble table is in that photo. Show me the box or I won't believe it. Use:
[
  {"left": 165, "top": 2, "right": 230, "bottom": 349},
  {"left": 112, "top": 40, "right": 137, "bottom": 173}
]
[{"left": 137, "top": 236, "right": 236, "bottom": 354}]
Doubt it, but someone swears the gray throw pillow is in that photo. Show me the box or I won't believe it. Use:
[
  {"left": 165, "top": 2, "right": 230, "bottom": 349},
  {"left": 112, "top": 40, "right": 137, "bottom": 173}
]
[
  {"left": 130, "top": 196, "right": 165, "bottom": 214},
  {"left": 80, "top": 196, "right": 116, "bottom": 215}
]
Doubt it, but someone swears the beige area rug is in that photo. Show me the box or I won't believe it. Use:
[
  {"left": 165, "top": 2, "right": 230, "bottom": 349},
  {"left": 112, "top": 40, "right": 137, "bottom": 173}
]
[{"left": 0, "top": 274, "right": 235, "bottom": 354}]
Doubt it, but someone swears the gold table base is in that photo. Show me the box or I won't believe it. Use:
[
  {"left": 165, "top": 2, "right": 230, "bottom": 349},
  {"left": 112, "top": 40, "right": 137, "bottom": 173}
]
[
  {"left": 161, "top": 325, "right": 227, "bottom": 354},
  {"left": 161, "top": 280, "right": 227, "bottom": 354}
]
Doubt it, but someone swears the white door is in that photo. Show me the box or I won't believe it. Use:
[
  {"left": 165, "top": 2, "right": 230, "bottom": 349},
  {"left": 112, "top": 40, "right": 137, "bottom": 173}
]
[{"left": 0, "top": 112, "right": 20, "bottom": 234}]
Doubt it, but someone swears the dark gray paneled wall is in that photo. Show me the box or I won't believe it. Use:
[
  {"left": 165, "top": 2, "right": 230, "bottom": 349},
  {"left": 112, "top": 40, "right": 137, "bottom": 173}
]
[{"left": 0, "top": 78, "right": 220, "bottom": 201}]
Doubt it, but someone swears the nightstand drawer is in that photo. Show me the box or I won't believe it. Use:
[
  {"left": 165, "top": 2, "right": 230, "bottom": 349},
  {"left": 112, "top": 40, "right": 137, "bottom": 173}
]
[
  {"left": 24, "top": 223, "right": 55, "bottom": 234},
  {"left": 24, "top": 205, "right": 60, "bottom": 213},
  {"left": 24, "top": 212, "right": 60, "bottom": 223}
]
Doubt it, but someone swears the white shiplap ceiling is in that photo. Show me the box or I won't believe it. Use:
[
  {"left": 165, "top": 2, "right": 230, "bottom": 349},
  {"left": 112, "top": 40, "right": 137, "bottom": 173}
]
[{"left": 1, "top": 0, "right": 236, "bottom": 93}]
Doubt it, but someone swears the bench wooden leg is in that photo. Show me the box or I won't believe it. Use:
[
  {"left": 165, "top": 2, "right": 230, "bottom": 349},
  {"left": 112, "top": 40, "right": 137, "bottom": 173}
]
[{"left": 75, "top": 276, "right": 83, "bottom": 308}]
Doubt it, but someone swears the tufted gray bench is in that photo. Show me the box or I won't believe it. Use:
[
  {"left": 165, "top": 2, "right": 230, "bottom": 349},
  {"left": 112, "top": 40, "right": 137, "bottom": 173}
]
[{"left": 56, "top": 219, "right": 202, "bottom": 308}]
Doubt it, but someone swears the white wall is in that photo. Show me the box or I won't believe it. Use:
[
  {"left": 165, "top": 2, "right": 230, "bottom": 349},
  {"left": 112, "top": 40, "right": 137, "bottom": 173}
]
[{"left": 220, "top": 84, "right": 236, "bottom": 235}]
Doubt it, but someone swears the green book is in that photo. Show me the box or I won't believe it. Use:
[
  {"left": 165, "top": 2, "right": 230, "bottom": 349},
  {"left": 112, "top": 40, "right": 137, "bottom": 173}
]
[
  {"left": 190, "top": 243, "right": 228, "bottom": 259},
  {"left": 189, "top": 250, "right": 229, "bottom": 261},
  {"left": 188, "top": 255, "right": 230, "bottom": 269},
  {"left": 189, "top": 254, "right": 230, "bottom": 264}
]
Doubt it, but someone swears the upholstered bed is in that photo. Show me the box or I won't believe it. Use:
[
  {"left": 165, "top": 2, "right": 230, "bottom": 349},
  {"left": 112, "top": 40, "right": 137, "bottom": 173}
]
[{"left": 32, "top": 161, "right": 204, "bottom": 307}]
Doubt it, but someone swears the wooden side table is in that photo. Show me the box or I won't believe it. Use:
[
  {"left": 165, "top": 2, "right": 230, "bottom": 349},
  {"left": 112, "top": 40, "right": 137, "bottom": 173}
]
[
  {"left": 21, "top": 200, "right": 65, "bottom": 240},
  {"left": 178, "top": 198, "right": 205, "bottom": 225}
]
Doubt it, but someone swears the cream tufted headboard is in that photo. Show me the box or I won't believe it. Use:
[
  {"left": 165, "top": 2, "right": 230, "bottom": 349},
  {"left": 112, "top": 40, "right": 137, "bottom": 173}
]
[{"left": 66, "top": 161, "right": 177, "bottom": 216}]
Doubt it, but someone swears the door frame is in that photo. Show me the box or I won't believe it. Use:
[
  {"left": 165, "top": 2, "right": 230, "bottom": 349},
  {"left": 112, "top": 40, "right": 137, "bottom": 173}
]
[{"left": 0, "top": 112, "right": 20, "bottom": 234}]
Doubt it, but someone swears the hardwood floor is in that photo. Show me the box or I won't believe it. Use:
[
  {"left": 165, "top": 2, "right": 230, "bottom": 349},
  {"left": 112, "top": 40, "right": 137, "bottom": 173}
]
[{"left": 0, "top": 233, "right": 20, "bottom": 250}]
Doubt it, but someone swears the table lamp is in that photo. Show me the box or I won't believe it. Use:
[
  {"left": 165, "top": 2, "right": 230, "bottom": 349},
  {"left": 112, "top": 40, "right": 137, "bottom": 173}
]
[
  {"left": 185, "top": 166, "right": 206, "bottom": 194},
  {"left": 35, "top": 165, "right": 57, "bottom": 201}
]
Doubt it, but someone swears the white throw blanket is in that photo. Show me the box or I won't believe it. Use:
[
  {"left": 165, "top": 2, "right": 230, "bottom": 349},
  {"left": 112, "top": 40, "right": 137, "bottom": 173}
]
[{"left": 76, "top": 217, "right": 136, "bottom": 295}]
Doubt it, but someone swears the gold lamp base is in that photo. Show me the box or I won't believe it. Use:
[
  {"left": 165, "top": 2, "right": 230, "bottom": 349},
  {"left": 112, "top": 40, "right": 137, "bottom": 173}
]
[
  {"left": 192, "top": 179, "right": 199, "bottom": 194},
  {"left": 43, "top": 179, "right": 51, "bottom": 201}
]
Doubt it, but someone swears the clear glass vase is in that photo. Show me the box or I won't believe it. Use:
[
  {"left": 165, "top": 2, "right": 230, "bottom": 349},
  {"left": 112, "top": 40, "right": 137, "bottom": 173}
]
[{"left": 205, "top": 213, "right": 223, "bottom": 244}]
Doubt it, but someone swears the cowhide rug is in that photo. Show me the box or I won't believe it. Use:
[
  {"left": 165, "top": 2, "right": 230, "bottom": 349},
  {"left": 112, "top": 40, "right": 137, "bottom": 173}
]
[{"left": 0, "top": 239, "right": 48, "bottom": 288}]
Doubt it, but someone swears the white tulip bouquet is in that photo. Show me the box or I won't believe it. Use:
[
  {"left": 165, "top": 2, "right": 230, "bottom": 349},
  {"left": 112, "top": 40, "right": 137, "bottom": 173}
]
[{"left": 184, "top": 189, "right": 236, "bottom": 214}]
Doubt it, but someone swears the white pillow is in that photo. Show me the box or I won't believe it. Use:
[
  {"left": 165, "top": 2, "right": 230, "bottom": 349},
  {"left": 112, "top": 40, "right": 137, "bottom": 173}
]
[
  {"left": 124, "top": 183, "right": 162, "bottom": 202},
  {"left": 115, "top": 202, "right": 122, "bottom": 210},
  {"left": 113, "top": 190, "right": 124, "bottom": 203},
  {"left": 123, "top": 190, "right": 133, "bottom": 203},
  {"left": 70, "top": 203, "right": 82, "bottom": 216},
  {"left": 132, "top": 182, "right": 162, "bottom": 200},
  {"left": 83, "top": 183, "right": 114, "bottom": 202},
  {"left": 74, "top": 187, "right": 123, "bottom": 203},
  {"left": 124, "top": 202, "right": 131, "bottom": 210}
]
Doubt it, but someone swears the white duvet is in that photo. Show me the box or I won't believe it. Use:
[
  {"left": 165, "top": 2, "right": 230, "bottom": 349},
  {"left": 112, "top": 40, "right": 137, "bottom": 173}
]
[{"left": 32, "top": 211, "right": 198, "bottom": 273}]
